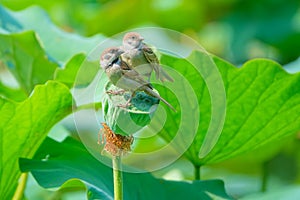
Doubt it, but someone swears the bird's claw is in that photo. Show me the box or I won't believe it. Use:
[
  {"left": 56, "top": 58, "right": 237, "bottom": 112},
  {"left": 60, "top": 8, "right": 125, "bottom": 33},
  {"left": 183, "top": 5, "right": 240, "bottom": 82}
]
[
  {"left": 117, "top": 98, "right": 132, "bottom": 108},
  {"left": 117, "top": 102, "right": 131, "bottom": 108},
  {"left": 106, "top": 89, "right": 125, "bottom": 95}
]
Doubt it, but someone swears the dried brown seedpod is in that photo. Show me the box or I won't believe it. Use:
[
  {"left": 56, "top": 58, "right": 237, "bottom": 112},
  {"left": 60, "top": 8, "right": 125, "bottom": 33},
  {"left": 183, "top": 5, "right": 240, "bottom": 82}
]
[{"left": 100, "top": 122, "right": 134, "bottom": 156}]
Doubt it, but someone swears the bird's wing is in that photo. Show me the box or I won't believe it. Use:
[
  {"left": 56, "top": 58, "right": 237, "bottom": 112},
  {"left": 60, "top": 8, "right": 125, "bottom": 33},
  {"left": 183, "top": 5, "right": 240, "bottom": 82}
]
[
  {"left": 142, "top": 44, "right": 161, "bottom": 79},
  {"left": 119, "top": 59, "right": 151, "bottom": 87},
  {"left": 119, "top": 59, "right": 131, "bottom": 70},
  {"left": 122, "top": 68, "right": 153, "bottom": 89},
  {"left": 142, "top": 44, "right": 174, "bottom": 82}
]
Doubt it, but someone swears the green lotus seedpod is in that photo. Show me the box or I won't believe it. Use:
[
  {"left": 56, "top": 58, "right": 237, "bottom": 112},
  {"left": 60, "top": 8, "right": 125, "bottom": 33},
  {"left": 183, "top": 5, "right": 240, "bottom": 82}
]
[{"left": 102, "top": 82, "right": 159, "bottom": 136}]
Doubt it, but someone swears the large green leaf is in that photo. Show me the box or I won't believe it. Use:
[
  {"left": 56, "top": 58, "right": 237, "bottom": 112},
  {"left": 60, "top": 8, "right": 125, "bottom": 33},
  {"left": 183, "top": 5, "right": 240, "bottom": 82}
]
[
  {"left": 0, "top": 6, "right": 103, "bottom": 89},
  {"left": 204, "top": 56, "right": 300, "bottom": 163},
  {"left": 0, "top": 31, "right": 58, "bottom": 94},
  {"left": 54, "top": 53, "right": 85, "bottom": 88},
  {"left": 0, "top": 80, "right": 27, "bottom": 101},
  {"left": 54, "top": 54, "right": 100, "bottom": 88},
  {"left": 19, "top": 137, "right": 231, "bottom": 200},
  {"left": 0, "top": 5, "right": 105, "bottom": 62},
  {"left": 0, "top": 81, "right": 73, "bottom": 199},
  {"left": 158, "top": 51, "right": 300, "bottom": 166}
]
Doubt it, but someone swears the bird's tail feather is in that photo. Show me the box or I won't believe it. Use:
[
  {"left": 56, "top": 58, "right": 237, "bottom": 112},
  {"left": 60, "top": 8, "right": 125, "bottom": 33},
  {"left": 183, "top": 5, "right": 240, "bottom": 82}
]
[
  {"left": 159, "top": 68, "right": 174, "bottom": 82},
  {"left": 144, "top": 87, "right": 176, "bottom": 112}
]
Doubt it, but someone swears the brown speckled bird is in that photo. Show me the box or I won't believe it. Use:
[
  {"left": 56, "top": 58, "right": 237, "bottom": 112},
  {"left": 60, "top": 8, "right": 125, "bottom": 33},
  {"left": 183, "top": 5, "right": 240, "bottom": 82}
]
[
  {"left": 100, "top": 47, "right": 176, "bottom": 111},
  {"left": 121, "top": 32, "right": 174, "bottom": 83}
]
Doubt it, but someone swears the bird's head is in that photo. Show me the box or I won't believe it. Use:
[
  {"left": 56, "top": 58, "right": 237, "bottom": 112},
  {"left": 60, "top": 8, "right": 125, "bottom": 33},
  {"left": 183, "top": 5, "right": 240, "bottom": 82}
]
[
  {"left": 122, "top": 32, "right": 144, "bottom": 50},
  {"left": 100, "top": 47, "right": 124, "bottom": 69}
]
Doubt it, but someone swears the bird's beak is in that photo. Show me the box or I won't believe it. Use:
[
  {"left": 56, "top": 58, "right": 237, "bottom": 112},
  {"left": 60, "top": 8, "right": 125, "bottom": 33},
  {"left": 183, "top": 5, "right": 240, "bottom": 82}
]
[{"left": 140, "top": 37, "right": 144, "bottom": 41}]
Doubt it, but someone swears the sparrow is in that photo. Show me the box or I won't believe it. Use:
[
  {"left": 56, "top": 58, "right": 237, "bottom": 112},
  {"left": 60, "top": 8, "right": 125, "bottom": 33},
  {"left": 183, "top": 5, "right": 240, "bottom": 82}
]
[
  {"left": 100, "top": 47, "right": 176, "bottom": 111},
  {"left": 121, "top": 32, "right": 174, "bottom": 83}
]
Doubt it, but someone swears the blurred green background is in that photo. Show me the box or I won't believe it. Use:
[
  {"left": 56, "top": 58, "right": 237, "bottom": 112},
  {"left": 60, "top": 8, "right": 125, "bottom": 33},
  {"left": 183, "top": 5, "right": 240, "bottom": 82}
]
[
  {"left": 2, "top": 0, "right": 300, "bottom": 199},
  {"left": 2, "top": 0, "right": 300, "bottom": 65}
]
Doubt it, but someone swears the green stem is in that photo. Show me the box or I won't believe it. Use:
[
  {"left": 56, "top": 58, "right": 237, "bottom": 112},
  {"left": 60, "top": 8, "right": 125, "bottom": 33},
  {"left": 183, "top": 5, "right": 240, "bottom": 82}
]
[
  {"left": 261, "top": 162, "right": 268, "bottom": 192},
  {"left": 12, "top": 173, "right": 28, "bottom": 200},
  {"left": 194, "top": 164, "right": 201, "bottom": 180},
  {"left": 74, "top": 102, "right": 102, "bottom": 112},
  {"left": 113, "top": 155, "right": 123, "bottom": 200}
]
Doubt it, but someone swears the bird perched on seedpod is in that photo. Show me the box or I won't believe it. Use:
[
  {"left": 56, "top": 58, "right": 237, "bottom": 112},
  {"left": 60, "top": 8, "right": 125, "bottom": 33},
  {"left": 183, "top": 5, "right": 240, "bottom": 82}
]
[
  {"left": 100, "top": 47, "right": 176, "bottom": 111},
  {"left": 121, "top": 32, "right": 174, "bottom": 83}
]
